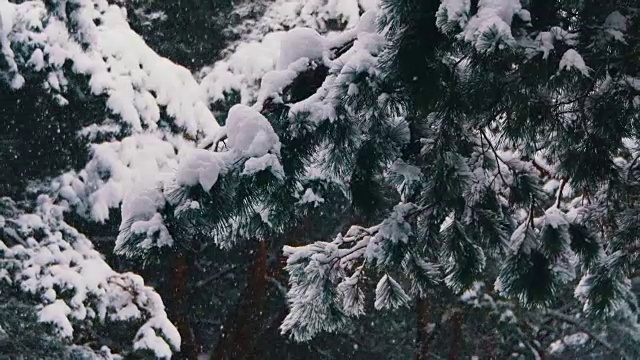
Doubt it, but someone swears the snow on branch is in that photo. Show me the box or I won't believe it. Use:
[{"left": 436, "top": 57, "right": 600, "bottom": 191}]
[{"left": 0, "top": 196, "right": 180, "bottom": 358}]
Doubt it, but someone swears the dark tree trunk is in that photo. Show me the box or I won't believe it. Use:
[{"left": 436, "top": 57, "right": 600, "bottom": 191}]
[
  {"left": 244, "top": 306, "right": 289, "bottom": 360},
  {"left": 212, "top": 239, "right": 269, "bottom": 360},
  {"left": 211, "top": 211, "right": 353, "bottom": 359},
  {"left": 447, "top": 309, "right": 463, "bottom": 360},
  {"left": 170, "top": 251, "right": 200, "bottom": 360},
  {"left": 415, "top": 297, "right": 433, "bottom": 360}
]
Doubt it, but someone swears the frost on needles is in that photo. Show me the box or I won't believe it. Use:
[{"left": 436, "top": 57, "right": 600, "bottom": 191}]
[
  {"left": 1, "top": 0, "right": 640, "bottom": 358},
  {"left": 279, "top": 0, "right": 640, "bottom": 344}
]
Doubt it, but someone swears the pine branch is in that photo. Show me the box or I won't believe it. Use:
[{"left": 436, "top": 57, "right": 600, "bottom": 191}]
[
  {"left": 555, "top": 177, "right": 569, "bottom": 207},
  {"left": 546, "top": 310, "right": 627, "bottom": 359},
  {"left": 480, "top": 129, "right": 508, "bottom": 186},
  {"left": 194, "top": 264, "right": 244, "bottom": 288},
  {"left": 333, "top": 38, "right": 356, "bottom": 58},
  {"left": 531, "top": 159, "right": 552, "bottom": 179},
  {"left": 515, "top": 326, "right": 547, "bottom": 360}
]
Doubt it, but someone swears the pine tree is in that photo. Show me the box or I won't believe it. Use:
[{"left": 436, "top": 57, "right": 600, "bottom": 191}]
[
  {"left": 115, "top": 1, "right": 404, "bottom": 357},
  {"left": 277, "top": 0, "right": 640, "bottom": 357},
  {"left": 0, "top": 0, "right": 217, "bottom": 357},
  {"left": 3, "top": 0, "right": 640, "bottom": 358},
  {"left": 0, "top": 195, "right": 180, "bottom": 358}
]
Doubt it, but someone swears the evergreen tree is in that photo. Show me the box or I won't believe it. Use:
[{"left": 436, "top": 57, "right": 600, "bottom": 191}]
[
  {"left": 0, "top": 195, "right": 179, "bottom": 358},
  {"left": 3, "top": 0, "right": 640, "bottom": 358},
  {"left": 278, "top": 0, "right": 640, "bottom": 357}
]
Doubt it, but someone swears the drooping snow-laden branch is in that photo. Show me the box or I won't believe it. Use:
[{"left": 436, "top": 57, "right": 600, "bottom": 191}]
[{"left": 0, "top": 196, "right": 180, "bottom": 358}]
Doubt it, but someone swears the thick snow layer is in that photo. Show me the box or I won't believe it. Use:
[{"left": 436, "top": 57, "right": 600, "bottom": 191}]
[
  {"left": 39, "top": 300, "right": 74, "bottom": 337},
  {"left": 199, "top": 0, "right": 377, "bottom": 105},
  {"left": 55, "top": 133, "right": 181, "bottom": 223},
  {"left": 120, "top": 184, "right": 166, "bottom": 225},
  {"left": 242, "top": 153, "right": 284, "bottom": 178},
  {"left": 176, "top": 148, "right": 227, "bottom": 191},
  {"left": 172, "top": 105, "right": 283, "bottom": 195},
  {"left": 226, "top": 104, "right": 281, "bottom": 158},
  {"left": 288, "top": 12, "right": 386, "bottom": 125},
  {"left": 3, "top": 0, "right": 220, "bottom": 223},
  {"left": 200, "top": 31, "right": 286, "bottom": 104},
  {"left": 0, "top": 197, "right": 180, "bottom": 357},
  {"left": 277, "top": 27, "right": 326, "bottom": 70},
  {"left": 438, "top": 0, "right": 530, "bottom": 52},
  {"left": 116, "top": 185, "right": 174, "bottom": 252},
  {"left": 254, "top": 57, "right": 312, "bottom": 111},
  {"left": 3, "top": 0, "right": 218, "bottom": 135},
  {"left": 0, "top": 0, "right": 24, "bottom": 89},
  {"left": 559, "top": 49, "right": 590, "bottom": 76}
]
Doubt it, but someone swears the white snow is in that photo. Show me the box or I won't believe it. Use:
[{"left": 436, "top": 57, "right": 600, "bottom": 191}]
[
  {"left": 130, "top": 213, "right": 174, "bottom": 249},
  {"left": 604, "top": 11, "right": 627, "bottom": 31},
  {"left": 134, "top": 326, "right": 173, "bottom": 359},
  {"left": 4, "top": 0, "right": 217, "bottom": 134},
  {"left": 176, "top": 148, "right": 227, "bottom": 191},
  {"left": 173, "top": 105, "right": 284, "bottom": 193},
  {"left": 508, "top": 222, "right": 537, "bottom": 254},
  {"left": 298, "top": 188, "right": 325, "bottom": 207},
  {"left": 254, "top": 58, "right": 310, "bottom": 110},
  {"left": 242, "top": 153, "right": 285, "bottom": 178},
  {"left": 358, "top": 0, "right": 379, "bottom": 12},
  {"left": 200, "top": 31, "right": 286, "bottom": 104},
  {"left": 39, "top": 300, "right": 74, "bottom": 337},
  {"left": 559, "top": 49, "right": 590, "bottom": 76},
  {"left": 277, "top": 27, "right": 326, "bottom": 70},
  {"left": 374, "top": 203, "right": 414, "bottom": 245},
  {"left": 543, "top": 207, "right": 569, "bottom": 229},
  {"left": 2, "top": 0, "right": 223, "bottom": 224},
  {"left": 288, "top": 14, "right": 385, "bottom": 125},
  {"left": 437, "top": 0, "right": 470, "bottom": 30},
  {"left": 0, "top": 197, "right": 180, "bottom": 356},
  {"left": 356, "top": 10, "right": 378, "bottom": 35},
  {"left": 548, "top": 332, "right": 589, "bottom": 355},
  {"left": 226, "top": 104, "right": 281, "bottom": 158},
  {"left": 390, "top": 160, "right": 423, "bottom": 184},
  {"left": 439, "top": 0, "right": 530, "bottom": 52},
  {"left": 199, "top": 0, "right": 376, "bottom": 106}
]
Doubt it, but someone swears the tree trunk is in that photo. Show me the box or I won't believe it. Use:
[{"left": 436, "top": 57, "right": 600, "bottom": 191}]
[
  {"left": 415, "top": 297, "right": 433, "bottom": 360},
  {"left": 170, "top": 251, "right": 200, "bottom": 360},
  {"left": 244, "top": 306, "right": 289, "bottom": 360},
  {"left": 447, "top": 309, "right": 463, "bottom": 360},
  {"left": 212, "top": 239, "right": 268, "bottom": 360},
  {"left": 211, "top": 212, "right": 353, "bottom": 359}
]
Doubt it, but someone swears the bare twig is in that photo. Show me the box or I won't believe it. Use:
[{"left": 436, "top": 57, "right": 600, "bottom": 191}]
[
  {"left": 480, "top": 129, "right": 509, "bottom": 186},
  {"left": 556, "top": 177, "right": 569, "bottom": 207},
  {"left": 194, "top": 264, "right": 243, "bottom": 288}
]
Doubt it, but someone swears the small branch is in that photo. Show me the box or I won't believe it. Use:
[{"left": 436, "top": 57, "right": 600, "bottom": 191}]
[
  {"left": 214, "top": 135, "right": 228, "bottom": 152},
  {"left": 531, "top": 159, "right": 552, "bottom": 178},
  {"left": 626, "top": 153, "right": 640, "bottom": 183},
  {"left": 332, "top": 38, "right": 356, "bottom": 58},
  {"left": 556, "top": 176, "right": 569, "bottom": 207},
  {"left": 546, "top": 310, "right": 627, "bottom": 359},
  {"left": 515, "top": 327, "right": 546, "bottom": 360},
  {"left": 194, "top": 264, "right": 242, "bottom": 288},
  {"left": 528, "top": 196, "right": 536, "bottom": 229},
  {"left": 267, "top": 276, "right": 287, "bottom": 297},
  {"left": 480, "top": 129, "right": 509, "bottom": 186}
]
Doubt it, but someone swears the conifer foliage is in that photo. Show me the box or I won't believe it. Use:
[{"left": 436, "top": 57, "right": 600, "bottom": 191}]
[
  {"left": 279, "top": 0, "right": 640, "bottom": 344},
  {"left": 1, "top": 0, "right": 640, "bottom": 358}
]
